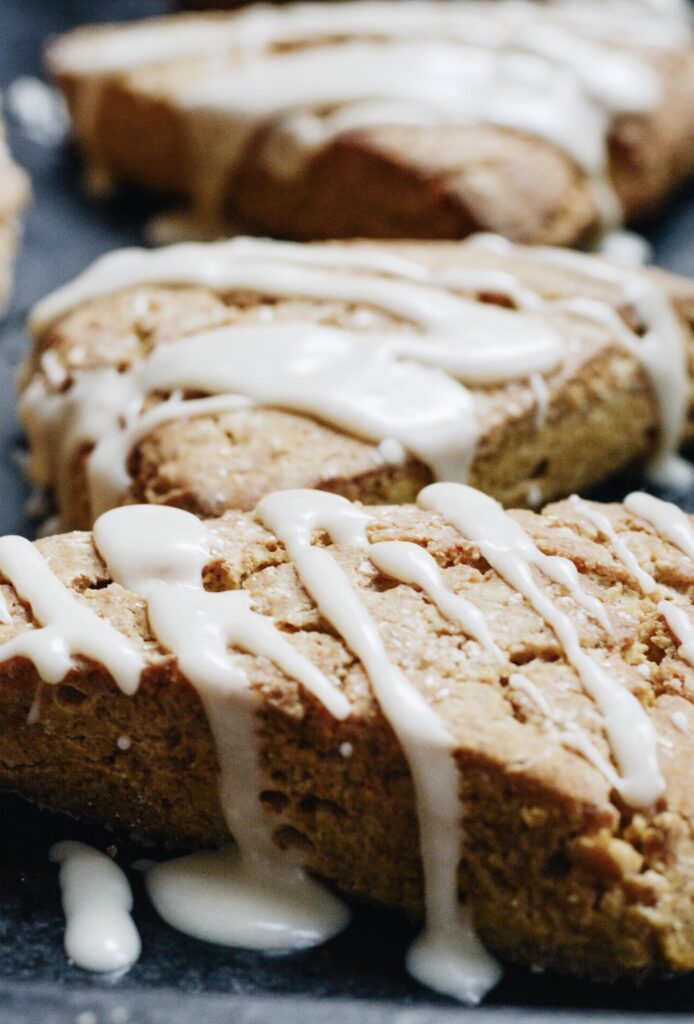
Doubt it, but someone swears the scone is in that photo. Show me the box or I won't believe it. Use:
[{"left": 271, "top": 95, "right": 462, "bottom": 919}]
[
  {"left": 19, "top": 233, "right": 694, "bottom": 531},
  {"left": 0, "top": 113, "right": 29, "bottom": 314},
  {"left": 0, "top": 483, "right": 694, "bottom": 989},
  {"left": 46, "top": 0, "right": 694, "bottom": 244}
]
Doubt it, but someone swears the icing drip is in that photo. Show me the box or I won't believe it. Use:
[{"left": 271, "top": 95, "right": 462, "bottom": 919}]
[
  {"left": 418, "top": 483, "right": 664, "bottom": 808},
  {"left": 469, "top": 234, "right": 690, "bottom": 481},
  {"left": 92, "top": 503, "right": 351, "bottom": 952},
  {"left": 49, "top": 0, "right": 689, "bottom": 226},
  {"left": 256, "top": 489, "right": 501, "bottom": 1004},
  {"left": 599, "top": 231, "right": 652, "bottom": 267},
  {"left": 0, "top": 536, "right": 144, "bottom": 693},
  {"left": 144, "top": 847, "right": 347, "bottom": 950},
  {"left": 25, "top": 238, "right": 568, "bottom": 522},
  {"left": 50, "top": 841, "right": 141, "bottom": 973}
]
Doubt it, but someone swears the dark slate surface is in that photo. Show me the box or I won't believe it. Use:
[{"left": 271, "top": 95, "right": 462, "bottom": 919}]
[{"left": 2, "top": 1, "right": 694, "bottom": 1019}]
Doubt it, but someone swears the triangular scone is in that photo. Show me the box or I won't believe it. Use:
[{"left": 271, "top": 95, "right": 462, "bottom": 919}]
[
  {"left": 0, "top": 486, "right": 694, "bottom": 981},
  {"left": 0, "top": 114, "right": 29, "bottom": 315},
  {"left": 47, "top": 0, "right": 694, "bottom": 243},
  {"left": 20, "top": 235, "right": 694, "bottom": 530}
]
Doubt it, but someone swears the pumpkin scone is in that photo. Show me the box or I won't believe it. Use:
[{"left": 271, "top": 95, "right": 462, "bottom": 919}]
[
  {"left": 0, "top": 484, "right": 694, "bottom": 996},
  {"left": 19, "top": 233, "right": 694, "bottom": 530},
  {"left": 46, "top": 0, "right": 694, "bottom": 243},
  {"left": 0, "top": 112, "right": 29, "bottom": 314}
]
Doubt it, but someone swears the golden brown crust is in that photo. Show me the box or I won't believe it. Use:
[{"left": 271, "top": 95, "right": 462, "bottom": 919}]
[
  {"left": 0, "top": 117, "right": 30, "bottom": 314},
  {"left": 21, "top": 240, "right": 694, "bottom": 529},
  {"left": 2, "top": 496, "right": 694, "bottom": 978},
  {"left": 47, "top": 12, "right": 694, "bottom": 244}
]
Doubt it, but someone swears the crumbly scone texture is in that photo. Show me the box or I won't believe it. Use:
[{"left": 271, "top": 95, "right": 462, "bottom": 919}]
[
  {"left": 21, "top": 240, "right": 694, "bottom": 529},
  {"left": 46, "top": 14, "right": 694, "bottom": 243},
  {"left": 0, "top": 117, "right": 29, "bottom": 314},
  {"left": 1, "top": 497, "right": 694, "bottom": 979}
]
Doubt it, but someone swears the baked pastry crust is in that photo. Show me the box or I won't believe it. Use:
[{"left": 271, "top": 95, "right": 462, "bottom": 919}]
[
  {"left": 20, "top": 236, "right": 694, "bottom": 530},
  {"left": 1, "top": 492, "right": 694, "bottom": 979},
  {"left": 46, "top": 1, "right": 694, "bottom": 243},
  {"left": 0, "top": 115, "right": 29, "bottom": 314}
]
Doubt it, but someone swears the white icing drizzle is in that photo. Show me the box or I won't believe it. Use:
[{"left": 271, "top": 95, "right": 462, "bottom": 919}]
[
  {"left": 48, "top": 0, "right": 690, "bottom": 225},
  {"left": 568, "top": 495, "right": 657, "bottom": 595},
  {"left": 255, "top": 489, "right": 501, "bottom": 1003},
  {"left": 50, "top": 841, "right": 141, "bottom": 973},
  {"left": 25, "top": 234, "right": 686, "bottom": 525},
  {"left": 469, "top": 234, "right": 690, "bottom": 481},
  {"left": 508, "top": 674, "right": 621, "bottom": 789},
  {"left": 624, "top": 492, "right": 694, "bottom": 561},
  {"left": 368, "top": 541, "right": 503, "bottom": 662},
  {"left": 92, "top": 503, "right": 351, "bottom": 952},
  {"left": 419, "top": 483, "right": 664, "bottom": 808},
  {"left": 0, "top": 536, "right": 144, "bottom": 693}
]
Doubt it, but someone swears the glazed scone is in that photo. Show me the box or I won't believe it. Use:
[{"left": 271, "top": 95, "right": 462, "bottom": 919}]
[
  {"left": 0, "top": 113, "right": 29, "bottom": 314},
  {"left": 19, "top": 234, "right": 694, "bottom": 530},
  {"left": 1, "top": 484, "right": 694, "bottom": 986},
  {"left": 46, "top": 0, "right": 694, "bottom": 244}
]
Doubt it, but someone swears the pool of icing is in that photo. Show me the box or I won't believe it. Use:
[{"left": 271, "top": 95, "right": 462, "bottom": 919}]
[{"left": 2, "top": 0, "right": 694, "bottom": 1020}]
